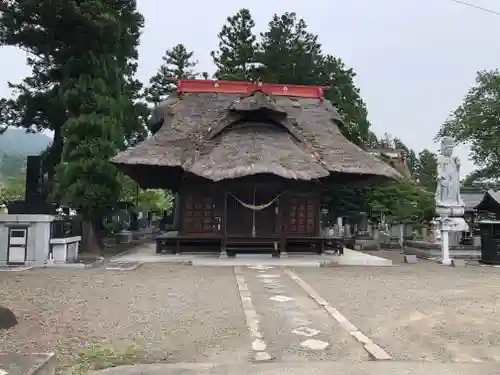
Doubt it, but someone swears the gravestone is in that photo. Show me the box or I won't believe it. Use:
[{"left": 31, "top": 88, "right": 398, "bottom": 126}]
[
  {"left": 355, "top": 212, "right": 370, "bottom": 238},
  {"left": 451, "top": 259, "right": 466, "bottom": 267},
  {"left": 404, "top": 254, "right": 418, "bottom": 264}
]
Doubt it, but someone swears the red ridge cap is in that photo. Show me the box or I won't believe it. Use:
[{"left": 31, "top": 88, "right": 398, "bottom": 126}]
[{"left": 174, "top": 79, "right": 329, "bottom": 99}]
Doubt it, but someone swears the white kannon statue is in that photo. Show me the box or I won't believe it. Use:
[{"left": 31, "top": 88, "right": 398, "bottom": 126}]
[{"left": 435, "top": 137, "right": 464, "bottom": 208}]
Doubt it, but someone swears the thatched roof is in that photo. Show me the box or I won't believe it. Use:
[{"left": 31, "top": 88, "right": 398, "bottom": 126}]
[
  {"left": 367, "top": 148, "right": 411, "bottom": 177},
  {"left": 112, "top": 85, "right": 400, "bottom": 189}
]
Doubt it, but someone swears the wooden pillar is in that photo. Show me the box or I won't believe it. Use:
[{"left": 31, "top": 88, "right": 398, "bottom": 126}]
[
  {"left": 278, "top": 196, "right": 287, "bottom": 257},
  {"left": 220, "top": 189, "right": 228, "bottom": 258},
  {"left": 173, "top": 192, "right": 181, "bottom": 231}
]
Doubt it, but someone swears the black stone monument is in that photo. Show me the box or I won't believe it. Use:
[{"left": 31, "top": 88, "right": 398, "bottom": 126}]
[{"left": 478, "top": 220, "right": 500, "bottom": 265}]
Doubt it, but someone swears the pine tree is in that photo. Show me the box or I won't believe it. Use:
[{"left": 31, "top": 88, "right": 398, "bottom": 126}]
[
  {"left": 145, "top": 44, "right": 198, "bottom": 104},
  {"left": 0, "top": 0, "right": 145, "bottom": 252},
  {"left": 211, "top": 9, "right": 257, "bottom": 81},
  {"left": 257, "top": 13, "right": 322, "bottom": 85},
  {"left": 0, "top": 0, "right": 146, "bottom": 186},
  {"left": 255, "top": 12, "right": 372, "bottom": 146}
]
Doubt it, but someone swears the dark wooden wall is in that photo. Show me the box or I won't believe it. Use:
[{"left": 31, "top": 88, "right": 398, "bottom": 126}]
[
  {"left": 180, "top": 189, "right": 223, "bottom": 236},
  {"left": 179, "top": 185, "right": 320, "bottom": 238}
]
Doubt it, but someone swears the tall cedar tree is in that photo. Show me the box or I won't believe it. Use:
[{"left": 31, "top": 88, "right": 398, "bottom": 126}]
[
  {"left": 145, "top": 44, "right": 199, "bottom": 105},
  {"left": 0, "top": 0, "right": 147, "bottom": 191},
  {"left": 255, "top": 13, "right": 371, "bottom": 146},
  {"left": 0, "top": 0, "right": 144, "bottom": 252},
  {"left": 257, "top": 13, "right": 321, "bottom": 85},
  {"left": 211, "top": 9, "right": 257, "bottom": 81}
]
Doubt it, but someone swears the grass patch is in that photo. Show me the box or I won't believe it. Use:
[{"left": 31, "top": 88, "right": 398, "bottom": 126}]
[{"left": 68, "top": 343, "right": 138, "bottom": 375}]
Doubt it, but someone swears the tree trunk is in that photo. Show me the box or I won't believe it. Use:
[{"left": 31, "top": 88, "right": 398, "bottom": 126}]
[{"left": 80, "top": 220, "right": 102, "bottom": 254}]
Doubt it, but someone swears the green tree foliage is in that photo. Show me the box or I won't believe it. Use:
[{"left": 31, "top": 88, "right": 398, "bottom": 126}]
[
  {"left": 211, "top": 10, "right": 372, "bottom": 146},
  {"left": 378, "top": 133, "right": 394, "bottom": 149},
  {"left": 369, "top": 180, "right": 434, "bottom": 223},
  {"left": 0, "top": 154, "right": 25, "bottom": 180},
  {"left": 0, "top": 0, "right": 147, "bottom": 186},
  {"left": 211, "top": 9, "right": 257, "bottom": 81},
  {"left": 0, "top": 176, "right": 25, "bottom": 203},
  {"left": 322, "top": 186, "right": 373, "bottom": 222},
  {"left": 120, "top": 176, "right": 172, "bottom": 215},
  {"left": 145, "top": 44, "right": 199, "bottom": 105},
  {"left": 257, "top": 13, "right": 321, "bottom": 85},
  {"left": 367, "top": 137, "right": 436, "bottom": 222},
  {"left": 364, "top": 131, "right": 380, "bottom": 149},
  {"left": 438, "top": 70, "right": 500, "bottom": 178},
  {"left": 462, "top": 168, "right": 498, "bottom": 187},
  {"left": 259, "top": 13, "right": 371, "bottom": 146},
  {"left": 414, "top": 149, "right": 437, "bottom": 192},
  {"left": 0, "top": 0, "right": 145, "bottom": 252}
]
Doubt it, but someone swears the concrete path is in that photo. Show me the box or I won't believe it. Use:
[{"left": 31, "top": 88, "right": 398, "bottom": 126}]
[
  {"left": 93, "top": 361, "right": 499, "bottom": 375},
  {"left": 236, "top": 266, "right": 371, "bottom": 361},
  {"left": 110, "top": 243, "right": 392, "bottom": 267}
]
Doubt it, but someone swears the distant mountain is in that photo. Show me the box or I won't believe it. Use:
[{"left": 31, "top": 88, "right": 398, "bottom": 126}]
[
  {"left": 0, "top": 128, "right": 52, "bottom": 156},
  {"left": 0, "top": 128, "right": 52, "bottom": 181}
]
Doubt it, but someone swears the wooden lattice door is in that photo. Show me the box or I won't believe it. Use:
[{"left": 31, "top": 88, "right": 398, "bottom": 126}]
[
  {"left": 182, "top": 193, "right": 218, "bottom": 234},
  {"left": 285, "top": 195, "right": 318, "bottom": 236}
]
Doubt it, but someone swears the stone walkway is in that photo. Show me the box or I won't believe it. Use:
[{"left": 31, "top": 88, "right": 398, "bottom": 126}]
[
  {"left": 94, "top": 361, "right": 500, "bottom": 375},
  {"left": 233, "top": 265, "right": 386, "bottom": 361},
  {"left": 108, "top": 243, "right": 392, "bottom": 267}
]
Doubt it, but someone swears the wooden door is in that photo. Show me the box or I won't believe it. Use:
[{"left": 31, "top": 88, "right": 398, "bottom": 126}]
[
  {"left": 254, "top": 191, "right": 278, "bottom": 237},
  {"left": 226, "top": 190, "right": 253, "bottom": 237},
  {"left": 182, "top": 193, "right": 218, "bottom": 235},
  {"left": 285, "top": 195, "right": 318, "bottom": 236}
]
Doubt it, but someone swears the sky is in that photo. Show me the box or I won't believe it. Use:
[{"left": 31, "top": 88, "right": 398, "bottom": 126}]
[{"left": 2, "top": 0, "right": 500, "bottom": 176}]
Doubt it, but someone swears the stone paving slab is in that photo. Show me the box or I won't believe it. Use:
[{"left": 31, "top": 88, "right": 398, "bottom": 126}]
[
  {"left": 93, "top": 361, "right": 500, "bottom": 375},
  {"left": 0, "top": 266, "right": 32, "bottom": 272},
  {"left": 238, "top": 266, "right": 369, "bottom": 361},
  {"left": 111, "top": 243, "right": 392, "bottom": 267},
  {"left": 0, "top": 353, "right": 55, "bottom": 375},
  {"left": 105, "top": 262, "right": 143, "bottom": 271}
]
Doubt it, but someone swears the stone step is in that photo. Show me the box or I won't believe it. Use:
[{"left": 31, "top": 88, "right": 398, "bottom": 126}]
[
  {"left": 91, "top": 361, "right": 500, "bottom": 375},
  {"left": 0, "top": 353, "right": 55, "bottom": 375}
]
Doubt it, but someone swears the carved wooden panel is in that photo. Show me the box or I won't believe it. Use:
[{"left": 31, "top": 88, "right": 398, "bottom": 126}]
[
  {"left": 182, "top": 192, "right": 219, "bottom": 234},
  {"left": 285, "top": 195, "right": 318, "bottom": 235}
]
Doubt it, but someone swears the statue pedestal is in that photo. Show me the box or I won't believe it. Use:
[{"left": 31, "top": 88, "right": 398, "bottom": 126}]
[
  {"left": 436, "top": 205, "right": 464, "bottom": 217},
  {"left": 436, "top": 215, "right": 469, "bottom": 265}
]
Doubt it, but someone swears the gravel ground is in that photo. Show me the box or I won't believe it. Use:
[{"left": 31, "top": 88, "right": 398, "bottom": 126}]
[
  {"left": 0, "top": 264, "right": 249, "bottom": 371},
  {"left": 295, "top": 262, "right": 500, "bottom": 362}
]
